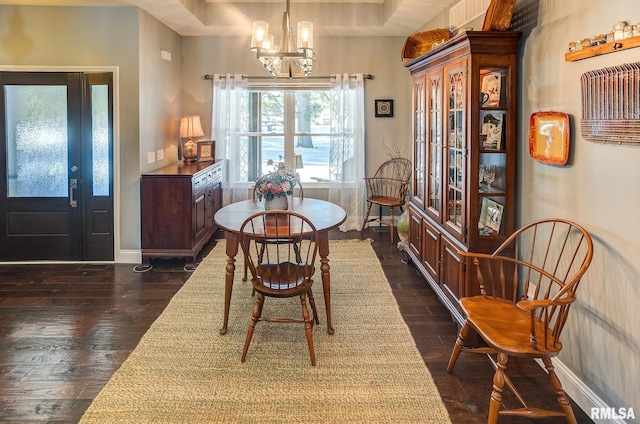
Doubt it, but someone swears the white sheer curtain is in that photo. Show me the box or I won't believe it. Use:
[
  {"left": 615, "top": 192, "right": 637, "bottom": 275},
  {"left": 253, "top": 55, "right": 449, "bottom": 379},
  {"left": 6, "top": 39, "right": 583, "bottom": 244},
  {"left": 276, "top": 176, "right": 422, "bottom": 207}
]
[
  {"left": 211, "top": 73, "right": 249, "bottom": 206},
  {"left": 328, "top": 73, "right": 366, "bottom": 231}
]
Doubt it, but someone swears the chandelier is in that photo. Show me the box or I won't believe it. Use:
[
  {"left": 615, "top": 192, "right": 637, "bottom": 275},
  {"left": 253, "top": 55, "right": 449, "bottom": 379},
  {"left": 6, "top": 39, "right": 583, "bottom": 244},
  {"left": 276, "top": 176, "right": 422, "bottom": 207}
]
[{"left": 250, "top": 0, "right": 315, "bottom": 78}]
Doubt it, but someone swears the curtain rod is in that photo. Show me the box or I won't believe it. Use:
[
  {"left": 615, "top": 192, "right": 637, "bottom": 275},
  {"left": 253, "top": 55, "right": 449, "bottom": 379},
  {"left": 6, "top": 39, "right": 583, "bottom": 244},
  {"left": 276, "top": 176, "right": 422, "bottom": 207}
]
[{"left": 204, "top": 74, "right": 373, "bottom": 80}]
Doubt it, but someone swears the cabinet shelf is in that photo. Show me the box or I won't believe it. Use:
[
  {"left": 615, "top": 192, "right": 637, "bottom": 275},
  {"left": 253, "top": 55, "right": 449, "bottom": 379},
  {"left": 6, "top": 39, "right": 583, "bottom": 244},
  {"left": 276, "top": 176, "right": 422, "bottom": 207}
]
[
  {"left": 479, "top": 185, "right": 504, "bottom": 194},
  {"left": 565, "top": 35, "right": 640, "bottom": 62}
]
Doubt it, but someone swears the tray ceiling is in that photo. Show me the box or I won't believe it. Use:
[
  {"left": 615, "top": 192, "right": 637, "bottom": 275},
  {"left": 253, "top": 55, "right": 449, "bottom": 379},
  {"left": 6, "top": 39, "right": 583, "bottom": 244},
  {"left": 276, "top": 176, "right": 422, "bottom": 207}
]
[{"left": 0, "top": 0, "right": 451, "bottom": 36}]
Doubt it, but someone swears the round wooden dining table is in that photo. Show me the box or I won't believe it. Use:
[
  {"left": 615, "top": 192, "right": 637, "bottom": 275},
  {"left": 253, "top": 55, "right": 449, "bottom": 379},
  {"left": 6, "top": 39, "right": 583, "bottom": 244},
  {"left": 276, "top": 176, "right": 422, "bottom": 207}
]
[{"left": 214, "top": 198, "right": 347, "bottom": 335}]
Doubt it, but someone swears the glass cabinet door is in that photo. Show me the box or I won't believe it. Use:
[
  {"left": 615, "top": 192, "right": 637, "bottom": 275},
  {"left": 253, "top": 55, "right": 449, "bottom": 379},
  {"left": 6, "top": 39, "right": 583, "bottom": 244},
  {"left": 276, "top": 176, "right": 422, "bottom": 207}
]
[
  {"left": 478, "top": 67, "right": 508, "bottom": 237},
  {"left": 426, "top": 70, "right": 442, "bottom": 219},
  {"left": 412, "top": 75, "right": 426, "bottom": 207},
  {"left": 445, "top": 64, "right": 466, "bottom": 237}
]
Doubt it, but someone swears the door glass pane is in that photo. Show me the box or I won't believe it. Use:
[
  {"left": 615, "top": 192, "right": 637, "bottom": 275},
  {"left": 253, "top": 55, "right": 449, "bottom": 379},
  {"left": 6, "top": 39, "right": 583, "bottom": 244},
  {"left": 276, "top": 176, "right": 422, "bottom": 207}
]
[
  {"left": 428, "top": 77, "right": 441, "bottom": 212},
  {"left": 446, "top": 70, "right": 465, "bottom": 230},
  {"left": 92, "top": 85, "right": 109, "bottom": 196},
  {"left": 414, "top": 79, "right": 424, "bottom": 203},
  {"left": 5, "top": 85, "right": 68, "bottom": 197}
]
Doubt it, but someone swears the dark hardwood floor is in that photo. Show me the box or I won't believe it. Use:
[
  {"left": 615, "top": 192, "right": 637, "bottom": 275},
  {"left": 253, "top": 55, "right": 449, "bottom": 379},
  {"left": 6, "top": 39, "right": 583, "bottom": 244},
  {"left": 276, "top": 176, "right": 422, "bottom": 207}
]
[{"left": 0, "top": 228, "right": 593, "bottom": 423}]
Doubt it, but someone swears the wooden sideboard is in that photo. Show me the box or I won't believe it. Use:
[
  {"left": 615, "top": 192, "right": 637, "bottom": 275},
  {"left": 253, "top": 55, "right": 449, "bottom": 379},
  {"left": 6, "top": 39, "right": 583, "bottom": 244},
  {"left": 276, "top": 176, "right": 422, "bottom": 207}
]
[{"left": 140, "top": 160, "right": 223, "bottom": 269}]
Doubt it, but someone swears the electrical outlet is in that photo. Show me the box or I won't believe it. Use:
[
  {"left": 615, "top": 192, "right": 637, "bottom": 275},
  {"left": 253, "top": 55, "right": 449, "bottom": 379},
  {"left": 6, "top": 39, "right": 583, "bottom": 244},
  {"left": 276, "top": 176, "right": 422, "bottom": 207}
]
[
  {"left": 157, "top": 149, "right": 164, "bottom": 161},
  {"left": 147, "top": 151, "right": 156, "bottom": 164}
]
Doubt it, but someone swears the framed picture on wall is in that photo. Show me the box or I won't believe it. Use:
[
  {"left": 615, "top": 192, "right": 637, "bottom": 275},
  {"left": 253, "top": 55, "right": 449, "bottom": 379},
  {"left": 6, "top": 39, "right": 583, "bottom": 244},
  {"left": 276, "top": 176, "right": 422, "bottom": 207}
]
[
  {"left": 196, "top": 140, "right": 215, "bottom": 162},
  {"left": 375, "top": 99, "right": 394, "bottom": 117}
]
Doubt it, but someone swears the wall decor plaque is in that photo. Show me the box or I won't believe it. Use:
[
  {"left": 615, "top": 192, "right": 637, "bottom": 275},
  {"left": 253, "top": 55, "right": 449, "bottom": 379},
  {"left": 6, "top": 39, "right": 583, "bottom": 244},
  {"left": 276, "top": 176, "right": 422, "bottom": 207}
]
[
  {"left": 375, "top": 99, "right": 394, "bottom": 117},
  {"left": 529, "top": 112, "right": 570, "bottom": 165}
]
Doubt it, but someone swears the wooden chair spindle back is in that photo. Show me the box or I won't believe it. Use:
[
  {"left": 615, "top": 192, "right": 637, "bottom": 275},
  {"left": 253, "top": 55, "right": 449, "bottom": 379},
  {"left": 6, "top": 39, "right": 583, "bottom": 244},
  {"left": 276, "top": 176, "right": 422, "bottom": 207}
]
[{"left": 468, "top": 218, "right": 593, "bottom": 350}]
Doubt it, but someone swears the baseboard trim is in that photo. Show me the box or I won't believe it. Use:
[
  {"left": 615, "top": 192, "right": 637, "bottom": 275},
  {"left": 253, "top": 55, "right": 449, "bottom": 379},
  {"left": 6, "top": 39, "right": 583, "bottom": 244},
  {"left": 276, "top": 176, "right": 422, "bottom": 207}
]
[
  {"left": 536, "top": 358, "right": 625, "bottom": 424},
  {"left": 116, "top": 249, "right": 141, "bottom": 264},
  {"left": 0, "top": 250, "right": 141, "bottom": 265}
]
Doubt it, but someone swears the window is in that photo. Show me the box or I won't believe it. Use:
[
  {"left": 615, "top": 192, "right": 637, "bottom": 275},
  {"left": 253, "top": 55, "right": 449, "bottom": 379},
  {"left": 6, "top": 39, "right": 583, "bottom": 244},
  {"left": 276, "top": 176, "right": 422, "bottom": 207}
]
[
  {"left": 213, "top": 72, "right": 366, "bottom": 230},
  {"left": 243, "top": 86, "right": 331, "bottom": 183}
]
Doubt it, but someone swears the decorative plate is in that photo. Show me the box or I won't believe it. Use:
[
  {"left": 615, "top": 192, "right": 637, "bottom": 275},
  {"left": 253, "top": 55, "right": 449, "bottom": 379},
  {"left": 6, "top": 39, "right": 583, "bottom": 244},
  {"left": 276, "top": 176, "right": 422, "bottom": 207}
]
[{"left": 529, "top": 111, "right": 570, "bottom": 165}]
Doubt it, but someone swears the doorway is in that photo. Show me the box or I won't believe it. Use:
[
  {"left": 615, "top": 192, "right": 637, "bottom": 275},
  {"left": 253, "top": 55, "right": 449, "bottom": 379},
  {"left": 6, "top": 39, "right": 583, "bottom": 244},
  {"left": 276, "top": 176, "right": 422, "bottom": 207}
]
[{"left": 0, "top": 71, "right": 114, "bottom": 261}]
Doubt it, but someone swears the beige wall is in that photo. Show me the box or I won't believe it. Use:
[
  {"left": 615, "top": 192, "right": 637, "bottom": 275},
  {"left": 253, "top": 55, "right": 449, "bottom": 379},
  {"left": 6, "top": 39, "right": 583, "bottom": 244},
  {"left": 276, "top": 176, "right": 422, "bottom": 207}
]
[
  {"left": 0, "top": 5, "right": 142, "bottom": 256},
  {"left": 0, "top": 6, "right": 183, "bottom": 256},
  {"left": 138, "top": 9, "right": 182, "bottom": 175},
  {"left": 515, "top": 0, "right": 640, "bottom": 413},
  {"left": 135, "top": 9, "right": 183, "bottom": 253}
]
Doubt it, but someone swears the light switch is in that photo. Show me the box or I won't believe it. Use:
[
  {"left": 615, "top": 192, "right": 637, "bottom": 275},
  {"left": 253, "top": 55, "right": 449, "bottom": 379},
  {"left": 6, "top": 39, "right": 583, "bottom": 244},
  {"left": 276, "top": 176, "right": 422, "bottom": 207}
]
[
  {"left": 147, "top": 151, "right": 156, "bottom": 164},
  {"left": 157, "top": 149, "right": 164, "bottom": 160}
]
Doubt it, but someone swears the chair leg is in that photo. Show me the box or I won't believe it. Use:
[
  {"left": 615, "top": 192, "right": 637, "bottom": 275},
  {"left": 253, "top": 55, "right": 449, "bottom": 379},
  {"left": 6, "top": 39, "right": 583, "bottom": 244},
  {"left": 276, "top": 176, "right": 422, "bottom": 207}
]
[
  {"left": 488, "top": 352, "right": 508, "bottom": 424},
  {"left": 243, "top": 258, "right": 248, "bottom": 282},
  {"left": 360, "top": 201, "right": 373, "bottom": 233},
  {"left": 308, "top": 288, "right": 319, "bottom": 324},
  {"left": 542, "top": 357, "right": 578, "bottom": 424},
  {"left": 241, "top": 293, "right": 265, "bottom": 362},
  {"left": 300, "top": 293, "right": 316, "bottom": 366},
  {"left": 241, "top": 240, "right": 250, "bottom": 282},
  {"left": 389, "top": 206, "right": 395, "bottom": 243},
  {"left": 447, "top": 322, "right": 470, "bottom": 372}
]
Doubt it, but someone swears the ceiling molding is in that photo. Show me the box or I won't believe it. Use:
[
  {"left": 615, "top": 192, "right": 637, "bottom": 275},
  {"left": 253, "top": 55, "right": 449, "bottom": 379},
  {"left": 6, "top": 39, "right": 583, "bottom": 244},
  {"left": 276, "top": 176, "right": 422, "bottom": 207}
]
[{"left": 0, "top": 0, "right": 450, "bottom": 36}]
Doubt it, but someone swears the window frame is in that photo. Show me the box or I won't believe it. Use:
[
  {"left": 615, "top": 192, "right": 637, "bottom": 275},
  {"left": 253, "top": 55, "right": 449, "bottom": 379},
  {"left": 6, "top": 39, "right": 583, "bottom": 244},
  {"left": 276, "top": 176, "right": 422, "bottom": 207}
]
[{"left": 242, "top": 80, "right": 332, "bottom": 187}]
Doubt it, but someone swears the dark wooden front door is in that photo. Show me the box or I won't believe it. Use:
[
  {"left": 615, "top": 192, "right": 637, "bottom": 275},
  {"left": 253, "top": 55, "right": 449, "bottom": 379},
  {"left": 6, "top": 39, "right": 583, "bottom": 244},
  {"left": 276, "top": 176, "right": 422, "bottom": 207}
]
[{"left": 0, "top": 71, "right": 114, "bottom": 261}]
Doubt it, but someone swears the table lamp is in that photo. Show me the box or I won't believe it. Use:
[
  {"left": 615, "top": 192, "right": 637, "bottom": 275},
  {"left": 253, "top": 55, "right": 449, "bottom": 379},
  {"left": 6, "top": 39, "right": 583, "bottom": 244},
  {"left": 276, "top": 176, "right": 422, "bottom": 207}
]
[{"left": 180, "top": 115, "right": 204, "bottom": 162}]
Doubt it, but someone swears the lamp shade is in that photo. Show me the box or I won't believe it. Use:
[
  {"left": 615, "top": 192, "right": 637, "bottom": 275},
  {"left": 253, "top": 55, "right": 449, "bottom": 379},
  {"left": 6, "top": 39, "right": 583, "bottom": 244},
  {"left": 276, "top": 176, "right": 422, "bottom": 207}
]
[
  {"left": 180, "top": 115, "right": 204, "bottom": 139},
  {"left": 297, "top": 21, "right": 313, "bottom": 50},
  {"left": 263, "top": 34, "right": 275, "bottom": 52},
  {"left": 251, "top": 21, "right": 269, "bottom": 51}
]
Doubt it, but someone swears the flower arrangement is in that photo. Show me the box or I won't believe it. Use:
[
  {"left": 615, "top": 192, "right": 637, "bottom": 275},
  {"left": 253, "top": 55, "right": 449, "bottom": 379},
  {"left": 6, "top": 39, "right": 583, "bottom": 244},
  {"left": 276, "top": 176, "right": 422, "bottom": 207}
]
[{"left": 254, "top": 159, "right": 298, "bottom": 201}]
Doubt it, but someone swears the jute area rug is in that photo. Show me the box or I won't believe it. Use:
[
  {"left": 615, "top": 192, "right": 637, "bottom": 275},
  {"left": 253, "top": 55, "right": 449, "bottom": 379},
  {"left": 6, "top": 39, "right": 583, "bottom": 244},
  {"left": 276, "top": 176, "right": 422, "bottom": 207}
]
[{"left": 80, "top": 239, "right": 452, "bottom": 423}]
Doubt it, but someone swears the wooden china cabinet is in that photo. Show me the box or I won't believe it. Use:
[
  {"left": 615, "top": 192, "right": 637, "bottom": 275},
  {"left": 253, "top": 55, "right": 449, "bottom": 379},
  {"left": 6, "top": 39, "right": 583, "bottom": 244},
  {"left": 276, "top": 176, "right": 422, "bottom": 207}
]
[{"left": 404, "top": 31, "right": 521, "bottom": 326}]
